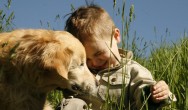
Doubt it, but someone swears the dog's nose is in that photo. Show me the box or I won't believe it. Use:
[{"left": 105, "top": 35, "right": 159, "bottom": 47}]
[{"left": 71, "top": 84, "right": 82, "bottom": 91}]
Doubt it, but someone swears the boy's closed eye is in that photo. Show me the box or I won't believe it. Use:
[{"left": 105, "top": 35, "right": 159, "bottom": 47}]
[
  {"left": 86, "top": 50, "right": 105, "bottom": 66},
  {"left": 95, "top": 50, "right": 105, "bottom": 57}
]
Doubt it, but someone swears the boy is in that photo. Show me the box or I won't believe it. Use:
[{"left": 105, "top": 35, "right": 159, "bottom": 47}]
[{"left": 58, "top": 5, "right": 176, "bottom": 110}]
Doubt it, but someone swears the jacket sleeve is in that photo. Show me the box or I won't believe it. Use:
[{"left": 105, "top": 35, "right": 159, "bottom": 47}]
[
  {"left": 128, "top": 60, "right": 156, "bottom": 109},
  {"left": 128, "top": 60, "right": 176, "bottom": 109}
]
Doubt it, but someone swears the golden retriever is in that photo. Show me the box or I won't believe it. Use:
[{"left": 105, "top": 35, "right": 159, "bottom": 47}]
[{"left": 0, "top": 29, "right": 98, "bottom": 110}]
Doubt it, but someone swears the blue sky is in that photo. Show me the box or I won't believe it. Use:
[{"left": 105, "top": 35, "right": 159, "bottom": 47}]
[{"left": 1, "top": 0, "right": 188, "bottom": 54}]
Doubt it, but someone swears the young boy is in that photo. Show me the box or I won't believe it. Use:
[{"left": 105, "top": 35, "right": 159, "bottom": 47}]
[{"left": 57, "top": 5, "right": 176, "bottom": 110}]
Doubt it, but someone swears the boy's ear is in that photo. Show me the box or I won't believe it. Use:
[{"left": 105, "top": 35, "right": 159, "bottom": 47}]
[{"left": 114, "top": 28, "right": 121, "bottom": 43}]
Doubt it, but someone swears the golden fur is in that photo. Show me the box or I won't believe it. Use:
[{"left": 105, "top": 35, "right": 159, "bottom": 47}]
[{"left": 0, "top": 29, "right": 98, "bottom": 110}]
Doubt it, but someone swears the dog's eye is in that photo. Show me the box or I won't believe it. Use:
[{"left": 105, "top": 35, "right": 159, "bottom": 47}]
[
  {"left": 79, "top": 63, "right": 84, "bottom": 70},
  {"left": 80, "top": 63, "right": 84, "bottom": 66}
]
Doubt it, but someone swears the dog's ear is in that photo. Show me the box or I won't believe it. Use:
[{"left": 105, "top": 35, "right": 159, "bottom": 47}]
[
  {"left": 42, "top": 44, "right": 73, "bottom": 80},
  {"left": 56, "top": 47, "right": 74, "bottom": 79}
]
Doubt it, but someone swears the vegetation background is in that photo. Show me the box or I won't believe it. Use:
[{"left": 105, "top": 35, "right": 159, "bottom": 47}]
[{"left": 0, "top": 0, "right": 187, "bottom": 109}]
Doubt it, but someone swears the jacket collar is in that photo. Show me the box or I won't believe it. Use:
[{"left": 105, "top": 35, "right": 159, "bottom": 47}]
[{"left": 118, "top": 49, "right": 133, "bottom": 59}]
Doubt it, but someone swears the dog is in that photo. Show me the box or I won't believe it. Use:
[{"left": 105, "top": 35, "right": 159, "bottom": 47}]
[{"left": 0, "top": 29, "right": 98, "bottom": 110}]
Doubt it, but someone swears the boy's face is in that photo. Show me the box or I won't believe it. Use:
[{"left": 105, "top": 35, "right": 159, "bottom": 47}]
[{"left": 83, "top": 32, "right": 121, "bottom": 71}]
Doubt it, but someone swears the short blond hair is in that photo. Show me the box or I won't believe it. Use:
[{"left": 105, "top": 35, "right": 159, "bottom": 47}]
[{"left": 65, "top": 5, "right": 116, "bottom": 43}]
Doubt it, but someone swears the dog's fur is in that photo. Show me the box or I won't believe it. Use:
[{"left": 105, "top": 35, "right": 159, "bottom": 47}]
[{"left": 0, "top": 29, "right": 98, "bottom": 110}]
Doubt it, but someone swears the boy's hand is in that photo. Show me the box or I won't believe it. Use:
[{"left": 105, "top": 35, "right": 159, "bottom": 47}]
[{"left": 150, "top": 80, "right": 170, "bottom": 103}]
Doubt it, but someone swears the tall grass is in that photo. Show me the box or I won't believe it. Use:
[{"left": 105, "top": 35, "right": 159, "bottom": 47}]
[
  {"left": 145, "top": 37, "right": 188, "bottom": 109},
  {"left": 0, "top": 0, "right": 14, "bottom": 32},
  {"left": 108, "top": 0, "right": 187, "bottom": 109},
  {"left": 131, "top": 36, "right": 188, "bottom": 110}
]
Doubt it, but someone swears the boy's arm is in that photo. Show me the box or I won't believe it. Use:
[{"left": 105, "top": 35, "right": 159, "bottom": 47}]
[{"left": 129, "top": 61, "right": 176, "bottom": 109}]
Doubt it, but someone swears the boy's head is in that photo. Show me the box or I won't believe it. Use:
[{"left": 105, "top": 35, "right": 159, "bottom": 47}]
[
  {"left": 65, "top": 5, "right": 121, "bottom": 71},
  {"left": 65, "top": 5, "right": 116, "bottom": 43}
]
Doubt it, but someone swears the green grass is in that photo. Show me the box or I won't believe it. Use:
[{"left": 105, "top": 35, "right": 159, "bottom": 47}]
[
  {"left": 129, "top": 35, "right": 188, "bottom": 110},
  {"left": 0, "top": 0, "right": 14, "bottom": 32},
  {"left": 145, "top": 37, "right": 188, "bottom": 109}
]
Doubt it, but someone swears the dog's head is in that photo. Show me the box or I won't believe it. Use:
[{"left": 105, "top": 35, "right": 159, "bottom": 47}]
[
  {"left": 0, "top": 29, "right": 98, "bottom": 95},
  {"left": 41, "top": 31, "right": 99, "bottom": 94}
]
